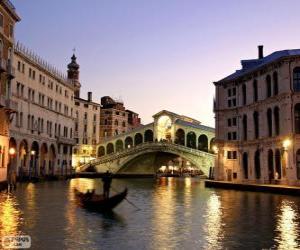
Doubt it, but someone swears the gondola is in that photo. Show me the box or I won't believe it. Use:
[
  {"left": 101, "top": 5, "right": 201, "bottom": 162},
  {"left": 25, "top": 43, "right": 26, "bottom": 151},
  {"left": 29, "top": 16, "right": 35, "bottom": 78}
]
[{"left": 74, "top": 188, "right": 128, "bottom": 211}]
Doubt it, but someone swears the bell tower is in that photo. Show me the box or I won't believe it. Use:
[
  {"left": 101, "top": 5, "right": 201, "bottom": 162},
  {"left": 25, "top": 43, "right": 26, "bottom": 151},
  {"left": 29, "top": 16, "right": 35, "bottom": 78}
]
[{"left": 67, "top": 53, "right": 81, "bottom": 98}]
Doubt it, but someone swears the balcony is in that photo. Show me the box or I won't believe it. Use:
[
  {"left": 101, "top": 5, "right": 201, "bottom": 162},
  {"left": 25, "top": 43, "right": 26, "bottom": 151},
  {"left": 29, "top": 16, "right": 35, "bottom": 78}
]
[
  {"left": 56, "top": 136, "right": 76, "bottom": 145},
  {"left": 7, "top": 60, "right": 15, "bottom": 79},
  {"left": 0, "top": 58, "right": 7, "bottom": 73},
  {"left": 5, "top": 99, "right": 17, "bottom": 112}
]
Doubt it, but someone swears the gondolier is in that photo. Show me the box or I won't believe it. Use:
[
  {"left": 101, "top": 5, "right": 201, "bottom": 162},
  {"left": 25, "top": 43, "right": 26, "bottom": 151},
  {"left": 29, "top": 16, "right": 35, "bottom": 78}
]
[{"left": 102, "top": 170, "right": 112, "bottom": 199}]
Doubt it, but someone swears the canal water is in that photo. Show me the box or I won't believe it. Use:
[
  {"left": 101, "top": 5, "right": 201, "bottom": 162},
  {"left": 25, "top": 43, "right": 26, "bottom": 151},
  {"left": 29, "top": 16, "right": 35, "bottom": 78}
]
[{"left": 0, "top": 178, "right": 299, "bottom": 250}]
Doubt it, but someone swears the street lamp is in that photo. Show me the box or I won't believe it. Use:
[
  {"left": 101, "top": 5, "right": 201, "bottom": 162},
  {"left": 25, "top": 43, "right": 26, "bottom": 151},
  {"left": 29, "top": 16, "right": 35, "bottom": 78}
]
[
  {"left": 9, "top": 147, "right": 16, "bottom": 156},
  {"left": 282, "top": 139, "right": 291, "bottom": 151}
]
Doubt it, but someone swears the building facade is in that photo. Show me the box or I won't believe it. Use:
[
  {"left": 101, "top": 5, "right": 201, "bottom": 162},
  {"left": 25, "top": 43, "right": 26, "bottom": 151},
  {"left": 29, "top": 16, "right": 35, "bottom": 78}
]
[
  {"left": 214, "top": 45, "right": 300, "bottom": 186},
  {"left": 70, "top": 55, "right": 101, "bottom": 167},
  {"left": 10, "top": 43, "right": 75, "bottom": 178},
  {"left": 99, "top": 96, "right": 141, "bottom": 142},
  {"left": 0, "top": 0, "right": 20, "bottom": 186}
]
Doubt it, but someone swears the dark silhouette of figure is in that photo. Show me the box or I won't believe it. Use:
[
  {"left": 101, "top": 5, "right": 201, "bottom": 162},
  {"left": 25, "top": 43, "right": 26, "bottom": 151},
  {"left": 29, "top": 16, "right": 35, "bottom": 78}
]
[{"left": 102, "top": 171, "right": 112, "bottom": 199}]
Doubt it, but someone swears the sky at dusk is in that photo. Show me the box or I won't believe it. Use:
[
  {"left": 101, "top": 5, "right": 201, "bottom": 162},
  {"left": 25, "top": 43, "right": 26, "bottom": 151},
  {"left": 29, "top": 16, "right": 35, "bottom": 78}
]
[{"left": 12, "top": 0, "right": 300, "bottom": 126}]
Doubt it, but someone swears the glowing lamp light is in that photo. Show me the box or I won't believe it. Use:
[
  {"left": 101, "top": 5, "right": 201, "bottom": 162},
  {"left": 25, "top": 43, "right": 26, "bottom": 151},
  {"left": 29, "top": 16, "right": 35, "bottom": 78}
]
[
  {"left": 212, "top": 145, "right": 219, "bottom": 154},
  {"left": 9, "top": 148, "right": 16, "bottom": 156},
  {"left": 30, "top": 150, "right": 36, "bottom": 156},
  {"left": 283, "top": 139, "right": 291, "bottom": 150}
]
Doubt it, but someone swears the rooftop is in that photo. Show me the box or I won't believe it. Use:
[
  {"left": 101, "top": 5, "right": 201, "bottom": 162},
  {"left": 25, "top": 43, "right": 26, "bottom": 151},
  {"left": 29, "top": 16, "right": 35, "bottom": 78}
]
[{"left": 215, "top": 48, "right": 300, "bottom": 85}]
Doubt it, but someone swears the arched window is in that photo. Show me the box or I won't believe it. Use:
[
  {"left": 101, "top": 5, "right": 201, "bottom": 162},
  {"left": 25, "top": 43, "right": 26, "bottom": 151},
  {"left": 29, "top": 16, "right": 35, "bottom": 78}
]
[
  {"left": 274, "top": 106, "right": 280, "bottom": 136},
  {"left": 268, "top": 149, "right": 274, "bottom": 181},
  {"left": 254, "top": 150, "right": 261, "bottom": 179},
  {"left": 253, "top": 111, "right": 259, "bottom": 139},
  {"left": 275, "top": 149, "right": 282, "bottom": 179},
  {"left": 266, "top": 75, "right": 272, "bottom": 98},
  {"left": 273, "top": 71, "right": 278, "bottom": 95},
  {"left": 242, "top": 114, "right": 247, "bottom": 140},
  {"left": 267, "top": 108, "right": 272, "bottom": 137},
  {"left": 144, "top": 130, "right": 154, "bottom": 142},
  {"left": 134, "top": 133, "right": 143, "bottom": 145},
  {"left": 296, "top": 149, "right": 300, "bottom": 180},
  {"left": 295, "top": 103, "right": 300, "bottom": 134},
  {"left": 114, "top": 120, "right": 118, "bottom": 126},
  {"left": 198, "top": 135, "right": 208, "bottom": 152},
  {"left": 104, "top": 119, "right": 108, "bottom": 125},
  {"left": 97, "top": 146, "right": 105, "bottom": 157},
  {"left": 242, "top": 84, "right": 247, "bottom": 105},
  {"left": 106, "top": 143, "right": 114, "bottom": 154},
  {"left": 122, "top": 121, "right": 126, "bottom": 127},
  {"left": 186, "top": 132, "right": 196, "bottom": 149},
  {"left": 242, "top": 152, "right": 248, "bottom": 179},
  {"left": 116, "top": 140, "right": 124, "bottom": 152},
  {"left": 175, "top": 129, "right": 185, "bottom": 146},
  {"left": 293, "top": 67, "right": 300, "bottom": 91},
  {"left": 125, "top": 137, "right": 133, "bottom": 148},
  {"left": 253, "top": 80, "right": 258, "bottom": 102}
]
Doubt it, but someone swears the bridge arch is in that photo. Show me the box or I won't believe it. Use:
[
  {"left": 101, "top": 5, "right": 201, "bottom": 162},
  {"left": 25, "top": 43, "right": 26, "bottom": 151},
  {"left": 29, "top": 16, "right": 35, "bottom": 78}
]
[
  {"left": 134, "top": 133, "right": 143, "bottom": 146},
  {"left": 125, "top": 136, "right": 133, "bottom": 149},
  {"left": 116, "top": 139, "right": 124, "bottom": 152},
  {"left": 107, "top": 143, "right": 114, "bottom": 154},
  {"left": 98, "top": 146, "right": 105, "bottom": 157},
  {"left": 187, "top": 131, "right": 196, "bottom": 149},
  {"left": 198, "top": 134, "right": 208, "bottom": 152},
  {"left": 175, "top": 128, "right": 185, "bottom": 146},
  {"left": 115, "top": 145, "right": 212, "bottom": 176},
  {"left": 144, "top": 129, "right": 154, "bottom": 142}
]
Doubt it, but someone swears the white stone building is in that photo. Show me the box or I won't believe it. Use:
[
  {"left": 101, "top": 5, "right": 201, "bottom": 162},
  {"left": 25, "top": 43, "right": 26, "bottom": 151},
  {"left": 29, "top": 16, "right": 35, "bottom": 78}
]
[
  {"left": 214, "top": 46, "right": 300, "bottom": 186},
  {"left": 10, "top": 43, "right": 75, "bottom": 178}
]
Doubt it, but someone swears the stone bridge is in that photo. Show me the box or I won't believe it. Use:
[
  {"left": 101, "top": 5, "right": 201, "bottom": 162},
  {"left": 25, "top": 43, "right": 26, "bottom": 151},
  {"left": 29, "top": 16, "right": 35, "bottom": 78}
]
[
  {"left": 77, "top": 110, "right": 216, "bottom": 176},
  {"left": 79, "top": 142, "right": 215, "bottom": 176}
]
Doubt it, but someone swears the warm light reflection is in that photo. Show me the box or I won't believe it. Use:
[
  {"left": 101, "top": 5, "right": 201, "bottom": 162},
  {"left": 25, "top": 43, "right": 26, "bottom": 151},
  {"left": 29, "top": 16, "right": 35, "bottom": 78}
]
[
  {"left": 0, "top": 195, "right": 23, "bottom": 237},
  {"left": 275, "top": 200, "right": 299, "bottom": 249},
  {"left": 204, "top": 193, "right": 223, "bottom": 249}
]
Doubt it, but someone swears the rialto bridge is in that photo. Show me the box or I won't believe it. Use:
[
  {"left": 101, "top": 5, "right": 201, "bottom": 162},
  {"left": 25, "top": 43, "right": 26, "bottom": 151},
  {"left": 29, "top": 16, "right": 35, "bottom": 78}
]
[{"left": 79, "top": 110, "right": 216, "bottom": 176}]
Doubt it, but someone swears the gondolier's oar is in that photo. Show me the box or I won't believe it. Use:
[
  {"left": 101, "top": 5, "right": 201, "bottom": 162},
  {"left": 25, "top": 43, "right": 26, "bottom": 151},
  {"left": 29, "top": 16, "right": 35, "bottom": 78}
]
[{"left": 111, "top": 186, "right": 141, "bottom": 211}]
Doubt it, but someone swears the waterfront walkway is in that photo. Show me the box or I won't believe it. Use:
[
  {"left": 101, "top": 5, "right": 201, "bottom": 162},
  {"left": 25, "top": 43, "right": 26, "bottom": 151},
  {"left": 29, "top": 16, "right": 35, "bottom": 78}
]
[{"left": 205, "top": 180, "right": 300, "bottom": 196}]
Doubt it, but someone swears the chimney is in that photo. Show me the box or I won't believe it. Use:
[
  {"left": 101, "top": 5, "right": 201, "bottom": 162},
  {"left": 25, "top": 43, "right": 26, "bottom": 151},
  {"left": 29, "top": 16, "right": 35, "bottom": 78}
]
[
  {"left": 88, "top": 92, "right": 92, "bottom": 102},
  {"left": 258, "top": 45, "right": 264, "bottom": 59}
]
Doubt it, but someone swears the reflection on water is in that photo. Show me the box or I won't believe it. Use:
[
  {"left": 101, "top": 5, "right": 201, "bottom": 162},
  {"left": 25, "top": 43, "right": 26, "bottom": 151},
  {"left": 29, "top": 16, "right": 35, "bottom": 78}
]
[
  {"left": 0, "top": 194, "right": 23, "bottom": 237},
  {"left": 0, "top": 178, "right": 298, "bottom": 249},
  {"left": 204, "top": 193, "right": 223, "bottom": 250},
  {"left": 275, "top": 200, "right": 300, "bottom": 250}
]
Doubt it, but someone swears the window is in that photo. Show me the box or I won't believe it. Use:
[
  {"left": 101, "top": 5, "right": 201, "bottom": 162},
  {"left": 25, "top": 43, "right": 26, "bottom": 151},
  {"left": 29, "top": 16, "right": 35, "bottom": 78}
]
[
  {"left": 253, "top": 80, "right": 258, "bottom": 102},
  {"left": 267, "top": 108, "right": 272, "bottom": 137},
  {"left": 253, "top": 111, "right": 259, "bottom": 139},
  {"left": 228, "top": 119, "right": 232, "bottom": 127},
  {"left": 254, "top": 150, "right": 261, "bottom": 179},
  {"left": 295, "top": 103, "right": 300, "bottom": 134},
  {"left": 266, "top": 75, "right": 272, "bottom": 98},
  {"left": 0, "top": 14, "right": 3, "bottom": 28},
  {"left": 274, "top": 106, "right": 280, "bottom": 136},
  {"left": 242, "top": 84, "right": 246, "bottom": 105},
  {"left": 227, "top": 151, "right": 237, "bottom": 159},
  {"left": 273, "top": 71, "right": 278, "bottom": 95},
  {"left": 232, "top": 117, "right": 237, "bottom": 126},
  {"left": 9, "top": 24, "right": 13, "bottom": 38},
  {"left": 242, "top": 115, "right": 247, "bottom": 140},
  {"left": 293, "top": 67, "right": 300, "bottom": 91}
]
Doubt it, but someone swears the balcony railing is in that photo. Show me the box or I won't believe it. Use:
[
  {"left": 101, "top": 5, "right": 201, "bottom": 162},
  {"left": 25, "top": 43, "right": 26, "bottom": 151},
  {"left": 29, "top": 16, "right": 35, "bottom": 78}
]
[{"left": 57, "top": 136, "right": 76, "bottom": 145}]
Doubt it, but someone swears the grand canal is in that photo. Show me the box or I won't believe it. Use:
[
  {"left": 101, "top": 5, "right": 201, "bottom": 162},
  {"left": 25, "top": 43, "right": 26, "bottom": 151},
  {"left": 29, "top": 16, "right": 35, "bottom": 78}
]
[{"left": 0, "top": 178, "right": 299, "bottom": 249}]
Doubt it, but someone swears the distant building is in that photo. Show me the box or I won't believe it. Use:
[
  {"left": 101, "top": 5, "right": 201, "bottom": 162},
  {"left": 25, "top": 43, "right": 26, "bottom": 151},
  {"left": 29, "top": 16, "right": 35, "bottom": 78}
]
[
  {"left": 70, "top": 55, "right": 101, "bottom": 167},
  {"left": 100, "top": 96, "right": 141, "bottom": 141},
  {"left": 214, "top": 45, "right": 300, "bottom": 186},
  {"left": 10, "top": 44, "right": 75, "bottom": 178},
  {"left": 0, "top": 0, "right": 20, "bottom": 187},
  {"left": 127, "top": 109, "right": 141, "bottom": 130}
]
